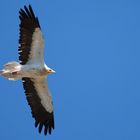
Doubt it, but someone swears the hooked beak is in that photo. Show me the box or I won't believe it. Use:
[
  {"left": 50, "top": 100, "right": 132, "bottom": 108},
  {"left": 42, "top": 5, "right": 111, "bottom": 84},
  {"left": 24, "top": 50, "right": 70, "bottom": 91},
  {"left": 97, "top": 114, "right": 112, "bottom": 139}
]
[
  {"left": 51, "top": 69, "right": 56, "bottom": 73},
  {"left": 48, "top": 69, "right": 56, "bottom": 74}
]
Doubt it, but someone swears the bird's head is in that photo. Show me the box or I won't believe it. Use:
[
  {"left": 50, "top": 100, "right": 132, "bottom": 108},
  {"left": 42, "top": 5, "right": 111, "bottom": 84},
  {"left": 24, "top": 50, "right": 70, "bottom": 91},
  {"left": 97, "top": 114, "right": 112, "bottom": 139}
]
[
  {"left": 43, "top": 65, "right": 56, "bottom": 75},
  {"left": 47, "top": 68, "right": 56, "bottom": 74}
]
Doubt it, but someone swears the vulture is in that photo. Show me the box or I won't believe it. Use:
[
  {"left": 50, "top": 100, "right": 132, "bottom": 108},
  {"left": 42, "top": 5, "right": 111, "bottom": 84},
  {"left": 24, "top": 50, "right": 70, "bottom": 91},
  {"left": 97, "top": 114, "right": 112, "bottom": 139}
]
[{"left": 0, "top": 5, "right": 55, "bottom": 135}]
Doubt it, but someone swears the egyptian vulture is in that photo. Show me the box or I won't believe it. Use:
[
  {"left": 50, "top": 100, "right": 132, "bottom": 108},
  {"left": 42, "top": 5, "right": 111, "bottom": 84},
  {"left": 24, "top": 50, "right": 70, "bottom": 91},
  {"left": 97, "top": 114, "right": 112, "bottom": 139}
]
[{"left": 0, "top": 5, "right": 55, "bottom": 135}]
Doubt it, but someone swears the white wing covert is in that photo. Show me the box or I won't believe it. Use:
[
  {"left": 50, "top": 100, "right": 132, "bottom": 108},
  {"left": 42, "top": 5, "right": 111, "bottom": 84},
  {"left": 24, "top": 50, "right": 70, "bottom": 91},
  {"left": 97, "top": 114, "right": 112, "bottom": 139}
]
[
  {"left": 19, "top": 5, "right": 54, "bottom": 135},
  {"left": 18, "top": 5, "right": 44, "bottom": 66},
  {"left": 22, "top": 77, "right": 54, "bottom": 135}
]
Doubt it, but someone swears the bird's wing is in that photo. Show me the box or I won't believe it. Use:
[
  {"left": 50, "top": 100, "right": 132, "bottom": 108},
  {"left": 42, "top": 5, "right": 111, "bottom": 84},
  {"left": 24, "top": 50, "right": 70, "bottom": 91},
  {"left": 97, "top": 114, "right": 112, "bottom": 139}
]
[
  {"left": 18, "top": 5, "right": 44, "bottom": 66},
  {"left": 22, "top": 77, "right": 54, "bottom": 135}
]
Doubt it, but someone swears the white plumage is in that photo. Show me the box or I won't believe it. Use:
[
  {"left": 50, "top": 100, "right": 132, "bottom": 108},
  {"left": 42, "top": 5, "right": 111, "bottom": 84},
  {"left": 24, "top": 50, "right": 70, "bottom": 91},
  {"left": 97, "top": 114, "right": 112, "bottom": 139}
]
[{"left": 0, "top": 5, "right": 55, "bottom": 135}]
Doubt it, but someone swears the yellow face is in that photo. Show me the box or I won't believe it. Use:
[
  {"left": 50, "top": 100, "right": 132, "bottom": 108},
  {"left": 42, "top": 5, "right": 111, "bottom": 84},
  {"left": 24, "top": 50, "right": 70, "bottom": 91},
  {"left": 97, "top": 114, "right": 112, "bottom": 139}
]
[
  {"left": 47, "top": 69, "right": 56, "bottom": 74},
  {"left": 40, "top": 68, "right": 55, "bottom": 75}
]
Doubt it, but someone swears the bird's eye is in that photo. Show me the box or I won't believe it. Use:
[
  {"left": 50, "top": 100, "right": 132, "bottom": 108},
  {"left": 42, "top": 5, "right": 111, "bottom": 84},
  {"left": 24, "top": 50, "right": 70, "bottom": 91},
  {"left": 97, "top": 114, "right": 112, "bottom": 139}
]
[{"left": 49, "top": 69, "right": 52, "bottom": 72}]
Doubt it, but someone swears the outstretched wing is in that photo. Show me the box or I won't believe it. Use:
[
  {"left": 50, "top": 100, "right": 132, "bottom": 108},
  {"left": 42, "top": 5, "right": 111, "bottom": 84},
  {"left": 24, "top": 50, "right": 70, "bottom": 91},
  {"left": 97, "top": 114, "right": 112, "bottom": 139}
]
[
  {"left": 18, "top": 5, "right": 44, "bottom": 65},
  {"left": 22, "top": 78, "right": 54, "bottom": 135}
]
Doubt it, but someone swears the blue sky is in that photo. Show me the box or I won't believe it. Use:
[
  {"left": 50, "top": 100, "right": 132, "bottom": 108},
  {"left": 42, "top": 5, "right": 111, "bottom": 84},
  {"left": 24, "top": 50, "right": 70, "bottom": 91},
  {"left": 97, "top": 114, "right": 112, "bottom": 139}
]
[{"left": 0, "top": 0, "right": 140, "bottom": 139}]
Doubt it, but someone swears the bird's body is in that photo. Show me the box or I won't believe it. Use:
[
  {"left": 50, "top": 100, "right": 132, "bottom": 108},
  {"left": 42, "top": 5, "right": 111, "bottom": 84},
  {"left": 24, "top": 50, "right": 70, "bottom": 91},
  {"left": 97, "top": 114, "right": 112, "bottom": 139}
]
[
  {"left": 0, "top": 5, "right": 55, "bottom": 135},
  {"left": 0, "top": 61, "right": 54, "bottom": 80}
]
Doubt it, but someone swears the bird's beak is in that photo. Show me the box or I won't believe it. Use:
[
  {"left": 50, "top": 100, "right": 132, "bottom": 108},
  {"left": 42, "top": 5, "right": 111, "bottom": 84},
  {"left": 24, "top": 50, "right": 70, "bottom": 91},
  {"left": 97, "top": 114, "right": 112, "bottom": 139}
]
[
  {"left": 51, "top": 69, "right": 56, "bottom": 73},
  {"left": 47, "top": 68, "right": 56, "bottom": 74}
]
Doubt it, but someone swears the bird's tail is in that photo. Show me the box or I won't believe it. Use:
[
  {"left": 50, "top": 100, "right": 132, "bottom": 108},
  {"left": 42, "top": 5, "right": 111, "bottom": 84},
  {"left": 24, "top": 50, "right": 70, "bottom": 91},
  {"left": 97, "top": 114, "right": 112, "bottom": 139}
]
[{"left": 4, "top": 61, "right": 20, "bottom": 70}]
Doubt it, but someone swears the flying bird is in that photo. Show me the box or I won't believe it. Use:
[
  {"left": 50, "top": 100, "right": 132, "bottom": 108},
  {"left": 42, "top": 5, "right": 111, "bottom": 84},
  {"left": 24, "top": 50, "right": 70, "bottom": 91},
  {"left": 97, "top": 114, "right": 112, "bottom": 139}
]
[{"left": 0, "top": 5, "right": 55, "bottom": 135}]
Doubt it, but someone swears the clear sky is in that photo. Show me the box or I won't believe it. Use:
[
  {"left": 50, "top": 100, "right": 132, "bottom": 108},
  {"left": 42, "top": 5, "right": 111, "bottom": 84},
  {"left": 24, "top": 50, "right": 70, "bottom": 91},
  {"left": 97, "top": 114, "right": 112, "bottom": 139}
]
[{"left": 0, "top": 0, "right": 140, "bottom": 140}]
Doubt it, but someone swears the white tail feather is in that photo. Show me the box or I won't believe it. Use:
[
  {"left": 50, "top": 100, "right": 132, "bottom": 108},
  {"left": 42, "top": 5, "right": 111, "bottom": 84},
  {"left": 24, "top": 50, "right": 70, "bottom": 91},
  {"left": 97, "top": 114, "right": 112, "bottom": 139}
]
[
  {"left": 4, "top": 61, "right": 20, "bottom": 70},
  {"left": 0, "top": 61, "right": 21, "bottom": 80}
]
